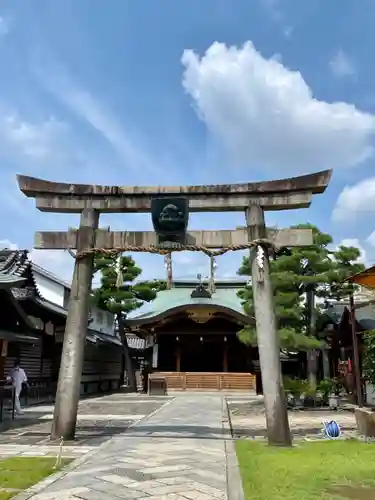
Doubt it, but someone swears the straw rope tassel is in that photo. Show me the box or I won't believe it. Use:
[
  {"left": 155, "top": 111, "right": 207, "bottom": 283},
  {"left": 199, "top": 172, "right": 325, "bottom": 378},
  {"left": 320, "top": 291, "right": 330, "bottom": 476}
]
[
  {"left": 115, "top": 253, "right": 124, "bottom": 289},
  {"left": 53, "top": 436, "right": 64, "bottom": 469}
]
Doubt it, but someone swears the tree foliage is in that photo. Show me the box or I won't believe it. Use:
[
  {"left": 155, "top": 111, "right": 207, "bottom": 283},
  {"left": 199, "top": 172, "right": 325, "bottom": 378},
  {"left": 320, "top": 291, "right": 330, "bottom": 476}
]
[
  {"left": 237, "top": 224, "right": 365, "bottom": 351},
  {"left": 363, "top": 331, "right": 375, "bottom": 386},
  {"left": 90, "top": 252, "right": 166, "bottom": 390},
  {"left": 91, "top": 253, "right": 166, "bottom": 317}
]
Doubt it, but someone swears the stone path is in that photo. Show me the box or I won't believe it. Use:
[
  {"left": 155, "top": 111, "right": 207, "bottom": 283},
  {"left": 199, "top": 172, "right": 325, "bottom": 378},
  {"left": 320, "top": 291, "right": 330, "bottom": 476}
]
[
  {"left": 0, "top": 394, "right": 172, "bottom": 455},
  {"left": 19, "top": 395, "right": 231, "bottom": 500}
]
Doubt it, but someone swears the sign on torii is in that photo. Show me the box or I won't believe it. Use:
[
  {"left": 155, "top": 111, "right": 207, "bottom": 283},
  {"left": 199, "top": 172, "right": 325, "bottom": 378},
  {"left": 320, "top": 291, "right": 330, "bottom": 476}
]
[{"left": 17, "top": 169, "right": 332, "bottom": 446}]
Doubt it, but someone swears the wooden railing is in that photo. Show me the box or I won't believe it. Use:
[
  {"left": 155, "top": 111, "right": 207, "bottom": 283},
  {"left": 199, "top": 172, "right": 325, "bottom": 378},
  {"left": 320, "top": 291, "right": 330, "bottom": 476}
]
[{"left": 151, "top": 372, "right": 256, "bottom": 392}]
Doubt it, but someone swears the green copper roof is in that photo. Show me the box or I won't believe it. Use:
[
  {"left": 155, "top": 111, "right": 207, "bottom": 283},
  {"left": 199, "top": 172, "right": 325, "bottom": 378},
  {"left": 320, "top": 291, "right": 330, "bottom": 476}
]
[{"left": 126, "top": 283, "right": 249, "bottom": 325}]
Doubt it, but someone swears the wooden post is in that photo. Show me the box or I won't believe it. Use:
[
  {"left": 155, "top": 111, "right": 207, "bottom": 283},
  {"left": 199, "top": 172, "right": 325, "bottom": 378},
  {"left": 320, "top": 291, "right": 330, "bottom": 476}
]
[
  {"left": 209, "top": 256, "right": 216, "bottom": 293},
  {"left": 165, "top": 253, "right": 173, "bottom": 290},
  {"left": 306, "top": 286, "right": 317, "bottom": 389},
  {"left": 0, "top": 340, "right": 7, "bottom": 380},
  {"left": 322, "top": 349, "right": 330, "bottom": 379},
  {"left": 246, "top": 203, "right": 292, "bottom": 446},
  {"left": 223, "top": 341, "right": 228, "bottom": 372},
  {"left": 349, "top": 294, "right": 363, "bottom": 407},
  {"left": 119, "top": 321, "right": 137, "bottom": 391},
  {"left": 51, "top": 209, "right": 99, "bottom": 441},
  {"left": 176, "top": 343, "right": 181, "bottom": 372}
]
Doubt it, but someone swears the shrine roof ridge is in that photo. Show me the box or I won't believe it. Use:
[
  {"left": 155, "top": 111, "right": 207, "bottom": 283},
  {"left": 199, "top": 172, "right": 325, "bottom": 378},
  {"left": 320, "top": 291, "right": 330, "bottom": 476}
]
[
  {"left": 0, "top": 249, "right": 30, "bottom": 288},
  {"left": 125, "top": 285, "right": 250, "bottom": 326},
  {"left": 17, "top": 169, "right": 332, "bottom": 198}
]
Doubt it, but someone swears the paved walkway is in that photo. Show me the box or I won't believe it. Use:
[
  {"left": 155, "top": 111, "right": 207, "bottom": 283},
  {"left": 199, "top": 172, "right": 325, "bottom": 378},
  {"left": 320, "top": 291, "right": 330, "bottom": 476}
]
[
  {"left": 21, "top": 395, "right": 233, "bottom": 500},
  {"left": 0, "top": 394, "right": 171, "bottom": 453}
]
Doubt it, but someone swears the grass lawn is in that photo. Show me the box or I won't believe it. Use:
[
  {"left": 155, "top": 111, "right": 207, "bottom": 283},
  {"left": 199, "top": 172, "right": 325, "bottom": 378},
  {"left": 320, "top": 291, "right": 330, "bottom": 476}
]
[
  {"left": 0, "top": 457, "right": 71, "bottom": 500},
  {"left": 236, "top": 439, "right": 375, "bottom": 500}
]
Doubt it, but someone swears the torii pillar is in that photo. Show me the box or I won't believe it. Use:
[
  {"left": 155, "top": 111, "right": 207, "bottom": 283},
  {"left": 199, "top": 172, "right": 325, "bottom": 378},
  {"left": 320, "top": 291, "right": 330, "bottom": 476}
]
[{"left": 16, "top": 169, "right": 332, "bottom": 445}]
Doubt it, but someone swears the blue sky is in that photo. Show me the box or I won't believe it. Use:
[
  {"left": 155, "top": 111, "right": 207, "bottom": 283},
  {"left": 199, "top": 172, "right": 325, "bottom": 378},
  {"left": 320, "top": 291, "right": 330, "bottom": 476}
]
[{"left": 0, "top": 0, "right": 375, "bottom": 282}]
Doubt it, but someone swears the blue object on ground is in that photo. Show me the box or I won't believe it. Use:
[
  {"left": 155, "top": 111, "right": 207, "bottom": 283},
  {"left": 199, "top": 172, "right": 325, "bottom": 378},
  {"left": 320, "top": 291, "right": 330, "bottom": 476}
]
[{"left": 323, "top": 420, "right": 341, "bottom": 439}]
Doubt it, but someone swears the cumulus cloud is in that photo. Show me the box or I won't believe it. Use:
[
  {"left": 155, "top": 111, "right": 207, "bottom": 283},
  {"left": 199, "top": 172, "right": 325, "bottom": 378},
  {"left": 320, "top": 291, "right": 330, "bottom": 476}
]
[
  {"left": 181, "top": 42, "right": 375, "bottom": 174},
  {"left": 329, "top": 50, "right": 356, "bottom": 78},
  {"left": 0, "top": 113, "right": 68, "bottom": 161},
  {"left": 339, "top": 238, "right": 367, "bottom": 265},
  {"left": 332, "top": 177, "right": 375, "bottom": 222}
]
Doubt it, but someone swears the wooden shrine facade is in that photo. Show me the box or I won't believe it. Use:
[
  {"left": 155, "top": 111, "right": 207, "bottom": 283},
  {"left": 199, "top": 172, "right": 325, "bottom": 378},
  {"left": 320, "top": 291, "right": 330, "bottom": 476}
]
[
  {"left": 0, "top": 249, "right": 123, "bottom": 398},
  {"left": 124, "top": 280, "right": 299, "bottom": 393}
]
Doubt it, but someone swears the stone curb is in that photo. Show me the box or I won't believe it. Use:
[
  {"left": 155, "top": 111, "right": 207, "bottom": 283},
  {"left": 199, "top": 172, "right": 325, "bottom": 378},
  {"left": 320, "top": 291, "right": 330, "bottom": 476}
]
[
  {"left": 223, "top": 397, "right": 245, "bottom": 500},
  {"left": 11, "top": 396, "right": 174, "bottom": 500}
]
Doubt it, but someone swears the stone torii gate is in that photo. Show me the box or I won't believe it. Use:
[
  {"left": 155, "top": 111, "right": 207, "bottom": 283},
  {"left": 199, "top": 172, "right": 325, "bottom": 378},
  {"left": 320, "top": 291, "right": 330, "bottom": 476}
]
[{"left": 17, "top": 169, "right": 331, "bottom": 446}]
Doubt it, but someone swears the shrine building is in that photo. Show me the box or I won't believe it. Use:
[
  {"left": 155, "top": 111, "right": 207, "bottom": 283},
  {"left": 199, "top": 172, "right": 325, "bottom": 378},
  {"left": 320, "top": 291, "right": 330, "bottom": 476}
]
[{"left": 124, "top": 278, "right": 259, "bottom": 392}]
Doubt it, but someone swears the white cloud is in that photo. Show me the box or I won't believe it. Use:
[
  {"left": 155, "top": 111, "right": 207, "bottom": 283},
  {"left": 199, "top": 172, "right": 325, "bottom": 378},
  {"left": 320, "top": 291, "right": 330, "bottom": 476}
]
[
  {"left": 32, "top": 57, "right": 159, "bottom": 177},
  {"left": 29, "top": 249, "right": 74, "bottom": 282},
  {"left": 260, "top": 0, "right": 293, "bottom": 38},
  {"left": 0, "top": 238, "right": 74, "bottom": 282},
  {"left": 339, "top": 238, "right": 367, "bottom": 265},
  {"left": 171, "top": 251, "right": 245, "bottom": 280},
  {"left": 333, "top": 177, "right": 375, "bottom": 221},
  {"left": 0, "top": 113, "right": 68, "bottom": 161},
  {"left": 0, "top": 239, "right": 18, "bottom": 250},
  {"left": 329, "top": 50, "right": 356, "bottom": 78},
  {"left": 181, "top": 41, "right": 375, "bottom": 174}
]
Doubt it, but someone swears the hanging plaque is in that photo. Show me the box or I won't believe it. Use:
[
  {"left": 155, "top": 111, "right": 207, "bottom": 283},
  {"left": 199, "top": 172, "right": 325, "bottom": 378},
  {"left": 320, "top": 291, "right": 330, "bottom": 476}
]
[{"left": 151, "top": 197, "right": 189, "bottom": 244}]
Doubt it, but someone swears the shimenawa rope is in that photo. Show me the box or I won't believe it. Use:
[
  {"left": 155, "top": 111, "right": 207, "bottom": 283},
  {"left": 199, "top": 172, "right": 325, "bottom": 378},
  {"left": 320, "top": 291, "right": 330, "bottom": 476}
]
[{"left": 74, "top": 238, "right": 276, "bottom": 260}]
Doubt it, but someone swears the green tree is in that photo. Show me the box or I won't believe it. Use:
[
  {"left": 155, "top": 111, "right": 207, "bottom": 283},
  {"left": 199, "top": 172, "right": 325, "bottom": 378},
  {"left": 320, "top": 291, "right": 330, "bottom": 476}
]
[
  {"left": 91, "top": 253, "right": 166, "bottom": 391},
  {"left": 363, "top": 331, "right": 375, "bottom": 386},
  {"left": 325, "top": 244, "right": 365, "bottom": 300},
  {"left": 237, "top": 224, "right": 365, "bottom": 355}
]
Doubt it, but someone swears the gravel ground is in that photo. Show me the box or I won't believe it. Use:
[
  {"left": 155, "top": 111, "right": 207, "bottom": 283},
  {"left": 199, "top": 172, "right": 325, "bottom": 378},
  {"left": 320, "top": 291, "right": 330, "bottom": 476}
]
[{"left": 227, "top": 397, "right": 360, "bottom": 441}]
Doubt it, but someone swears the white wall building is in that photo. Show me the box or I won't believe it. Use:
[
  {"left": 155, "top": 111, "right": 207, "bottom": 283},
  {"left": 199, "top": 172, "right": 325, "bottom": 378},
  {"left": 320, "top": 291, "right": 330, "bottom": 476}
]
[{"left": 31, "top": 263, "right": 116, "bottom": 337}]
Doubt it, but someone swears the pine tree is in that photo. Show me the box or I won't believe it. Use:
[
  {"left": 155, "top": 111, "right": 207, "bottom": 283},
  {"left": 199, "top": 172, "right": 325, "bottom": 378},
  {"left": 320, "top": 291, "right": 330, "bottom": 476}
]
[
  {"left": 92, "top": 253, "right": 166, "bottom": 391},
  {"left": 325, "top": 245, "right": 365, "bottom": 301},
  {"left": 237, "top": 224, "right": 365, "bottom": 354}
]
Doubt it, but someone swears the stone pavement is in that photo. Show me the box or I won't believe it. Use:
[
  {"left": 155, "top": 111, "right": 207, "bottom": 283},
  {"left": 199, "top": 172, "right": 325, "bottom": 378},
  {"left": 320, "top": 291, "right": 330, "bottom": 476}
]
[
  {"left": 18, "top": 394, "right": 232, "bottom": 500},
  {"left": 0, "top": 393, "right": 172, "bottom": 456}
]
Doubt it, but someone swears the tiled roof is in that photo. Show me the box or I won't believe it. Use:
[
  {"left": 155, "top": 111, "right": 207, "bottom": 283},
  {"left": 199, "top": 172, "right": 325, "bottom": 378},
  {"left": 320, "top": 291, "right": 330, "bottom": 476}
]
[
  {"left": 0, "top": 250, "right": 29, "bottom": 288},
  {"left": 354, "top": 305, "right": 375, "bottom": 331},
  {"left": 86, "top": 331, "right": 123, "bottom": 347},
  {"left": 125, "top": 283, "right": 248, "bottom": 325},
  {"left": 323, "top": 303, "right": 347, "bottom": 324},
  {"left": 324, "top": 302, "right": 375, "bottom": 331},
  {"left": 34, "top": 297, "right": 67, "bottom": 317},
  {"left": 0, "top": 329, "right": 40, "bottom": 343}
]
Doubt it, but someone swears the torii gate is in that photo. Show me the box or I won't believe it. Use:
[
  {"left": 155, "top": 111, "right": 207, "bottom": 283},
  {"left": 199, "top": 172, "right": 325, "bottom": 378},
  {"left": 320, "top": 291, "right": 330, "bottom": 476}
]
[{"left": 17, "top": 169, "right": 332, "bottom": 446}]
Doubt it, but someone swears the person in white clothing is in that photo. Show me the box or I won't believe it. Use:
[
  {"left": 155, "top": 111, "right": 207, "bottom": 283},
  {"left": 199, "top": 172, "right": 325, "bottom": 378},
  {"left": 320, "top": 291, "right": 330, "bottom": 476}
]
[{"left": 7, "top": 360, "right": 28, "bottom": 415}]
